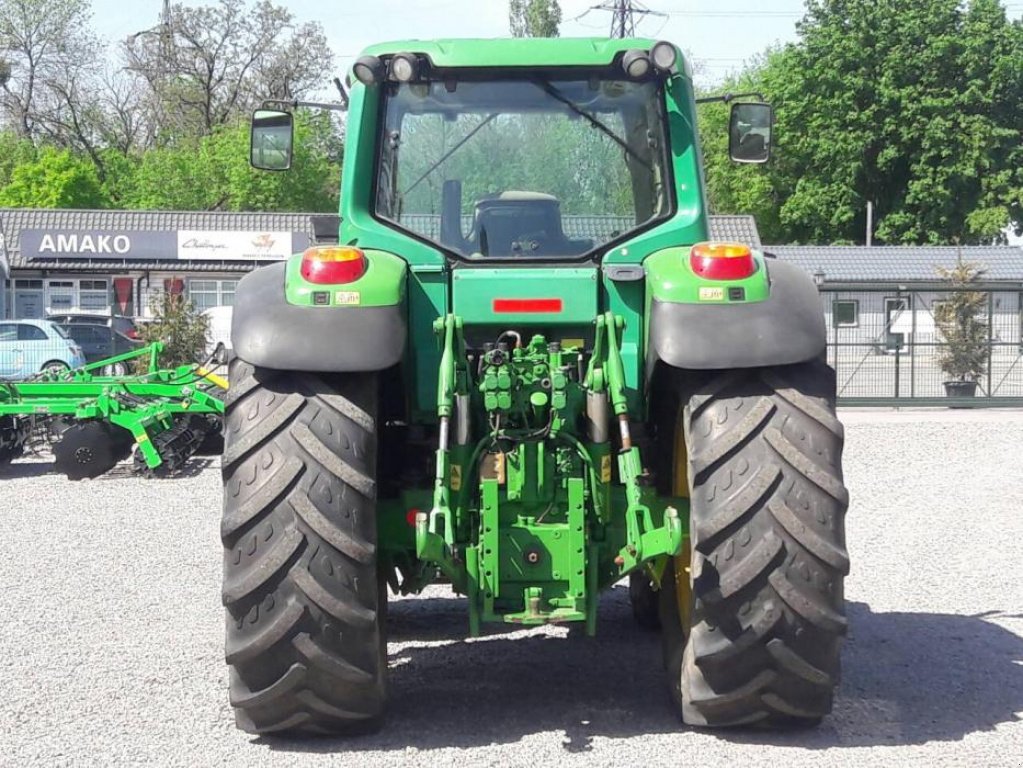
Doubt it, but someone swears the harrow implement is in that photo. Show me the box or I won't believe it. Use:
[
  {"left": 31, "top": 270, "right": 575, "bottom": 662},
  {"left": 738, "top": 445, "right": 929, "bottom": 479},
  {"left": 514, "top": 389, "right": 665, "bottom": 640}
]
[{"left": 0, "top": 343, "right": 226, "bottom": 479}]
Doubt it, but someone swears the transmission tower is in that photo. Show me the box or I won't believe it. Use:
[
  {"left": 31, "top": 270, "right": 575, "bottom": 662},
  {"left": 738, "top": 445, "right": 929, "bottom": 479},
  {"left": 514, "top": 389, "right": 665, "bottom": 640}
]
[{"left": 589, "top": 1, "right": 667, "bottom": 39}]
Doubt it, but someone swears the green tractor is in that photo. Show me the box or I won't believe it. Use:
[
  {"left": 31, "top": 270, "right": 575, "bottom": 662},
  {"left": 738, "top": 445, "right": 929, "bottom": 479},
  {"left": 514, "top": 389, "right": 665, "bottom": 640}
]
[{"left": 221, "top": 38, "right": 848, "bottom": 735}]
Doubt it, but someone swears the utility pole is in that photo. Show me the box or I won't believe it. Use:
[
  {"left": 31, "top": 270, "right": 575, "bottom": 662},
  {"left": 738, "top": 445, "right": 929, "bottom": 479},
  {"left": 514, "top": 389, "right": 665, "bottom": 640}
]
[
  {"left": 588, "top": 1, "right": 666, "bottom": 39},
  {"left": 160, "top": 0, "right": 172, "bottom": 71}
]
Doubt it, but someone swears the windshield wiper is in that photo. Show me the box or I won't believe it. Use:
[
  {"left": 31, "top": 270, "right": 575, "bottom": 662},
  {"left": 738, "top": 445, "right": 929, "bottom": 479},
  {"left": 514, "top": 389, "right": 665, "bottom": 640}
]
[
  {"left": 532, "top": 79, "right": 653, "bottom": 172},
  {"left": 401, "top": 113, "right": 499, "bottom": 198}
]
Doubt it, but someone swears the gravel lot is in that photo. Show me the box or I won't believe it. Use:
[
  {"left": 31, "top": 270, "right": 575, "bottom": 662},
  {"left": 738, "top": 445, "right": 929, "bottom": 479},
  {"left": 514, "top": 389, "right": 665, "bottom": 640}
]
[{"left": 2, "top": 409, "right": 1022, "bottom": 767}]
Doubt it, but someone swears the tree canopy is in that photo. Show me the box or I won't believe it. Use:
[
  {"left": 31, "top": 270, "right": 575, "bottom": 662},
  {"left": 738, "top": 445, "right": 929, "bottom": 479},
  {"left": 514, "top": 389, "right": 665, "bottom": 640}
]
[
  {"left": 0, "top": 0, "right": 340, "bottom": 212},
  {"left": 509, "top": 0, "right": 562, "bottom": 37},
  {"left": 700, "top": 0, "right": 1023, "bottom": 245}
]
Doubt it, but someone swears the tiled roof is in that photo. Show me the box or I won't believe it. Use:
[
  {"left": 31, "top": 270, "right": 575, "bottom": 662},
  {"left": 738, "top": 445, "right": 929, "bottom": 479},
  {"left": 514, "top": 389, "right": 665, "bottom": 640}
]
[
  {"left": 708, "top": 215, "right": 762, "bottom": 247},
  {"left": 0, "top": 208, "right": 763, "bottom": 270},
  {"left": 768, "top": 245, "right": 1023, "bottom": 283},
  {"left": 0, "top": 208, "right": 317, "bottom": 269}
]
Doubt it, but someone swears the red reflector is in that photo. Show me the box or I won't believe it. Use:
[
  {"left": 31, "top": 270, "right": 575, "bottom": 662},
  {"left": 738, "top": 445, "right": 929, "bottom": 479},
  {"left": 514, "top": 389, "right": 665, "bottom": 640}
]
[
  {"left": 301, "top": 246, "right": 366, "bottom": 285},
  {"left": 492, "top": 298, "right": 563, "bottom": 313},
  {"left": 689, "top": 242, "right": 756, "bottom": 281},
  {"left": 406, "top": 509, "right": 421, "bottom": 527}
]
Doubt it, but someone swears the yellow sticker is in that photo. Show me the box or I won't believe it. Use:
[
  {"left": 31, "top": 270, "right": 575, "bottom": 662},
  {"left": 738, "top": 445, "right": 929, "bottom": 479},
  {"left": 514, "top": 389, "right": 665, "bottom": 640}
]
[
  {"left": 600, "top": 454, "right": 612, "bottom": 483},
  {"left": 698, "top": 286, "right": 725, "bottom": 301},
  {"left": 335, "top": 290, "right": 361, "bottom": 305},
  {"left": 450, "top": 464, "right": 462, "bottom": 491}
]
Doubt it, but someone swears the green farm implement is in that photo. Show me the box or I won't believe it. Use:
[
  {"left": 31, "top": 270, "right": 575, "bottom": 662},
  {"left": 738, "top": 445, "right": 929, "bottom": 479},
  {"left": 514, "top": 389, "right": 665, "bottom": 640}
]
[
  {"left": 0, "top": 343, "right": 226, "bottom": 479},
  {"left": 222, "top": 37, "right": 849, "bottom": 735}
]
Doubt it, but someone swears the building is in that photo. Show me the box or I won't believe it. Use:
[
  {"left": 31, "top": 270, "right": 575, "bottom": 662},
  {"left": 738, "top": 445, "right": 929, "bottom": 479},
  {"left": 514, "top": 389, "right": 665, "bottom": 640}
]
[
  {"left": 0, "top": 209, "right": 320, "bottom": 319},
  {"left": 0, "top": 209, "right": 761, "bottom": 319},
  {"left": 769, "top": 245, "right": 1023, "bottom": 400}
]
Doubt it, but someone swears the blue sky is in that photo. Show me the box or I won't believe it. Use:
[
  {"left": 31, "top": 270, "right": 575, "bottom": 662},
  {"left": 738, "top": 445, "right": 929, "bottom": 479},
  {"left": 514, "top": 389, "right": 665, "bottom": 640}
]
[{"left": 89, "top": 0, "right": 808, "bottom": 87}]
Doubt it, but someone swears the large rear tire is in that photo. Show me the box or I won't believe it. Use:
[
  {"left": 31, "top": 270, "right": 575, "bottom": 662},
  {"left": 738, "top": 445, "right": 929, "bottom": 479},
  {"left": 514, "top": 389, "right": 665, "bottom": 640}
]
[
  {"left": 660, "top": 360, "right": 849, "bottom": 727},
  {"left": 221, "top": 359, "right": 387, "bottom": 735}
]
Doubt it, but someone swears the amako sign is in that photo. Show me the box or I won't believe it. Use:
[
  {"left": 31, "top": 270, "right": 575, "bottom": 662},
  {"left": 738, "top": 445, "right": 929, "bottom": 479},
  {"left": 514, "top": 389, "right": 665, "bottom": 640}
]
[{"left": 19, "top": 229, "right": 309, "bottom": 261}]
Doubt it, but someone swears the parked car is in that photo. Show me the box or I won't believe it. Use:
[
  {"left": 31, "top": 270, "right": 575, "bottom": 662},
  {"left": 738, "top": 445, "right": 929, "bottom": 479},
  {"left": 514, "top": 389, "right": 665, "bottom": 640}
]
[
  {"left": 47, "top": 312, "right": 140, "bottom": 340},
  {"left": 201, "top": 306, "right": 233, "bottom": 361},
  {"left": 57, "top": 323, "right": 142, "bottom": 373},
  {"left": 0, "top": 319, "right": 86, "bottom": 379}
]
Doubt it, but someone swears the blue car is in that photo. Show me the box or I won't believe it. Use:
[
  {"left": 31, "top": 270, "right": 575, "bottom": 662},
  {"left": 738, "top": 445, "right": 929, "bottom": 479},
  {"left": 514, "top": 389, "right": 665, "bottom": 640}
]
[{"left": 0, "top": 319, "right": 87, "bottom": 379}]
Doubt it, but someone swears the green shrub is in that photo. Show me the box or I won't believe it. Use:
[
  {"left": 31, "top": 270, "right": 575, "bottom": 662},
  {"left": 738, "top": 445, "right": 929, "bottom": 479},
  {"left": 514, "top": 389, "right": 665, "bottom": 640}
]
[{"left": 136, "top": 290, "right": 210, "bottom": 372}]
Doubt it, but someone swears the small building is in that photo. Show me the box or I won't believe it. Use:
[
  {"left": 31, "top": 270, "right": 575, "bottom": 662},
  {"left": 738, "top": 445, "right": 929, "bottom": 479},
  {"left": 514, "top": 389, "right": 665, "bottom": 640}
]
[
  {"left": 0, "top": 209, "right": 318, "bottom": 319},
  {"left": 0, "top": 208, "right": 761, "bottom": 319},
  {"left": 769, "top": 245, "right": 1023, "bottom": 399}
]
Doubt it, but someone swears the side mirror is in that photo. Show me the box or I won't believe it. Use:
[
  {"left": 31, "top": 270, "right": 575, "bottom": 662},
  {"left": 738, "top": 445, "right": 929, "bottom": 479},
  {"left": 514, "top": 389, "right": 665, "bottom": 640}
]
[
  {"left": 250, "top": 109, "right": 294, "bottom": 171},
  {"left": 728, "top": 102, "right": 773, "bottom": 164}
]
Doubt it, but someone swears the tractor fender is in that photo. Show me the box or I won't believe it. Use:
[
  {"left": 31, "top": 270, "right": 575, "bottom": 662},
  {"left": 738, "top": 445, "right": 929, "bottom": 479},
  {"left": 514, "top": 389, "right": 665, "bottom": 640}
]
[
  {"left": 647, "top": 259, "right": 825, "bottom": 375},
  {"left": 231, "top": 261, "right": 407, "bottom": 372}
]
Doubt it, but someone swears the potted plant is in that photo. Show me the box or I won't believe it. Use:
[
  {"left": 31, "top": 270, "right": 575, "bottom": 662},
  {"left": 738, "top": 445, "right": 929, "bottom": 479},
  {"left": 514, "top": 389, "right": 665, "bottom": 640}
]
[{"left": 934, "top": 257, "right": 988, "bottom": 398}]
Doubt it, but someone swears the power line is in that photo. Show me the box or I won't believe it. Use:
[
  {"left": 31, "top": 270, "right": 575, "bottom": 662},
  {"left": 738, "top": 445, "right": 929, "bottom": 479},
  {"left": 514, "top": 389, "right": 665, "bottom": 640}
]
[{"left": 588, "top": 1, "right": 667, "bottom": 39}]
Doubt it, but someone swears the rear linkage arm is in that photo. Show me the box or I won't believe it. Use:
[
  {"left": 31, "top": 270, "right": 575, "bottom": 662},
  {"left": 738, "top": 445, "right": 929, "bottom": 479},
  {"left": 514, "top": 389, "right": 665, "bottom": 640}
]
[{"left": 589, "top": 313, "right": 683, "bottom": 575}]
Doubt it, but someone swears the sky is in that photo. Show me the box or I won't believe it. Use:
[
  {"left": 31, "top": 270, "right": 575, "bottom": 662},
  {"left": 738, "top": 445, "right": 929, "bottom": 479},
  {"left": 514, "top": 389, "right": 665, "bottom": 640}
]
[{"left": 88, "top": 0, "right": 809, "bottom": 89}]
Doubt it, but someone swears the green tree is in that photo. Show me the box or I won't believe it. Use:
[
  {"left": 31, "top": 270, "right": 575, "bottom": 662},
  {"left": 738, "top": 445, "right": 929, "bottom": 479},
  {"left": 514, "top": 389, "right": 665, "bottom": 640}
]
[
  {"left": 935, "top": 258, "right": 989, "bottom": 382},
  {"left": 696, "top": 53, "right": 785, "bottom": 242},
  {"left": 136, "top": 291, "right": 210, "bottom": 371},
  {"left": 0, "top": 129, "right": 37, "bottom": 187},
  {"left": 0, "top": 146, "right": 107, "bottom": 207},
  {"left": 701, "top": 0, "right": 1023, "bottom": 245},
  {"left": 510, "top": 0, "right": 561, "bottom": 37},
  {"left": 123, "top": 112, "right": 340, "bottom": 211}
]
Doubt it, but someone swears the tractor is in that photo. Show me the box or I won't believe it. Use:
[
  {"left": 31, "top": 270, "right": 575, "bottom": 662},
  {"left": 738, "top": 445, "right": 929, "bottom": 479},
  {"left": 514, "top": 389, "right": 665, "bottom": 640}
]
[{"left": 222, "top": 38, "right": 848, "bottom": 735}]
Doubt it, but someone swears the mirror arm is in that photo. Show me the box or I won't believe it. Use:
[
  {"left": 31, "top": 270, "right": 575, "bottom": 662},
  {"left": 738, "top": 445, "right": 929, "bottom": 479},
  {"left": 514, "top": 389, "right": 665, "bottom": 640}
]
[
  {"left": 260, "top": 97, "right": 349, "bottom": 114},
  {"left": 695, "top": 91, "right": 765, "bottom": 105}
]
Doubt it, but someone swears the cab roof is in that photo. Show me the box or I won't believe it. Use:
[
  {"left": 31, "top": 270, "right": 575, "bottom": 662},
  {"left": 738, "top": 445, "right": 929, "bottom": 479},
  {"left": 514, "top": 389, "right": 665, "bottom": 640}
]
[{"left": 359, "top": 37, "right": 668, "bottom": 69}]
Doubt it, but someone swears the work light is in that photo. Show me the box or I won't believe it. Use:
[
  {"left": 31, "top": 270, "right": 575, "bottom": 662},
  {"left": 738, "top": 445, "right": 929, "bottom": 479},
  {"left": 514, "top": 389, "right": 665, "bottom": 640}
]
[
  {"left": 352, "top": 55, "right": 385, "bottom": 86},
  {"left": 621, "top": 49, "right": 652, "bottom": 79},
  {"left": 390, "top": 53, "right": 419, "bottom": 82},
  {"left": 651, "top": 41, "right": 678, "bottom": 71}
]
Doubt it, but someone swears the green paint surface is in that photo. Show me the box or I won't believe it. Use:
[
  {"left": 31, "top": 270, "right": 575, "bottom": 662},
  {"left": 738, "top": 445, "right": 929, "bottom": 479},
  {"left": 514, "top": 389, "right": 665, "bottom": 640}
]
[
  {"left": 451, "top": 268, "right": 598, "bottom": 325},
  {"left": 284, "top": 249, "right": 407, "bottom": 307},
  {"left": 644, "top": 247, "right": 771, "bottom": 304},
  {"left": 360, "top": 37, "right": 675, "bottom": 69}
]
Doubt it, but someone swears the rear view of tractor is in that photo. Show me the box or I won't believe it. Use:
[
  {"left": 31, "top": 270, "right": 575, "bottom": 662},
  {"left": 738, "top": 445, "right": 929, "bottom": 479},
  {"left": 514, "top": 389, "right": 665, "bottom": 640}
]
[{"left": 221, "top": 38, "right": 848, "bottom": 735}]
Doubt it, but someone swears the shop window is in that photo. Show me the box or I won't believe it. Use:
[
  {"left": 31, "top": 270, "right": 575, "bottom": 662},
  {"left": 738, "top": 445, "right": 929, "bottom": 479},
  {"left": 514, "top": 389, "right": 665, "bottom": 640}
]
[
  {"left": 46, "top": 281, "right": 75, "bottom": 312},
  {"left": 188, "top": 279, "right": 239, "bottom": 311},
  {"left": 79, "top": 279, "right": 109, "bottom": 311}
]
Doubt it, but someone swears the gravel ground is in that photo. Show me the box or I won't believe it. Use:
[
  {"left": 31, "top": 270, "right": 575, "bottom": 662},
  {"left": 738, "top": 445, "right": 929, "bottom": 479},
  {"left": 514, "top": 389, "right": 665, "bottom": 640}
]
[{"left": 2, "top": 409, "right": 1022, "bottom": 768}]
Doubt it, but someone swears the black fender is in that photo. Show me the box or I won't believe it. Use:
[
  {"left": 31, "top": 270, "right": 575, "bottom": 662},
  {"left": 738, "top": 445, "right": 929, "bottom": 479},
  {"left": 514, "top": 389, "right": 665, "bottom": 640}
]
[
  {"left": 231, "top": 262, "right": 407, "bottom": 372},
  {"left": 647, "top": 259, "right": 825, "bottom": 377}
]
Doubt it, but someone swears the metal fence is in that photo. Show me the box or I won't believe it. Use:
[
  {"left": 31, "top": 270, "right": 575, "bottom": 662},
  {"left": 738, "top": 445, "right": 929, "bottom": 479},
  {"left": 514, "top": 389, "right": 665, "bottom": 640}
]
[{"left": 820, "top": 285, "right": 1023, "bottom": 406}]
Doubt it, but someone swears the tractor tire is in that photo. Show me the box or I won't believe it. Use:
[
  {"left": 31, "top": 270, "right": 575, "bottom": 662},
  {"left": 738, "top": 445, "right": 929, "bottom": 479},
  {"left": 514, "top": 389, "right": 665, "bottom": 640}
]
[
  {"left": 221, "top": 359, "right": 387, "bottom": 736},
  {"left": 661, "top": 360, "right": 849, "bottom": 727}
]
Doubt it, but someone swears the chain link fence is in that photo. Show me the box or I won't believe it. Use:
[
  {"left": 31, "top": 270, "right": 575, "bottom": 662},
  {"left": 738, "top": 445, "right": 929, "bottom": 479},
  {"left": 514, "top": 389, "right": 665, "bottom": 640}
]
[{"left": 821, "top": 286, "right": 1023, "bottom": 406}]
